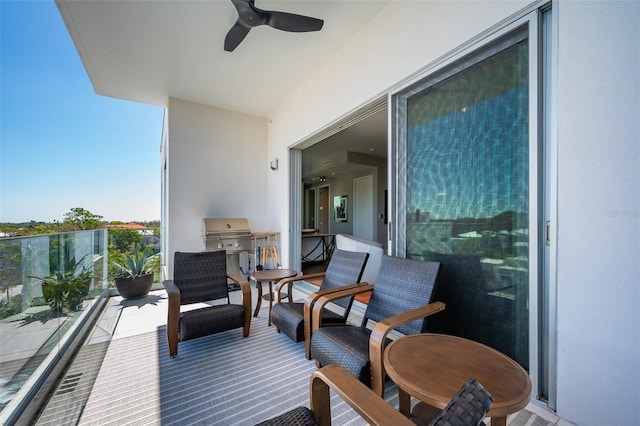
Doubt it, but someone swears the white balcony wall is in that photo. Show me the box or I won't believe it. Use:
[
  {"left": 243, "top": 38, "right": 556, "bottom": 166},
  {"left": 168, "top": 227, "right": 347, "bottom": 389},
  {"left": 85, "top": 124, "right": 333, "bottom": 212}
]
[
  {"left": 164, "top": 97, "right": 267, "bottom": 277},
  {"left": 266, "top": 0, "right": 528, "bottom": 265},
  {"left": 555, "top": 1, "right": 639, "bottom": 423},
  {"left": 265, "top": 2, "right": 640, "bottom": 426}
]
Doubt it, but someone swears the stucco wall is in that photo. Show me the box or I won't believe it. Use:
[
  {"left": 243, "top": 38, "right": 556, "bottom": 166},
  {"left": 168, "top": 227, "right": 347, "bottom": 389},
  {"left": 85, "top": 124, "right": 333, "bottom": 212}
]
[
  {"left": 555, "top": 1, "right": 640, "bottom": 424},
  {"left": 265, "top": 1, "right": 640, "bottom": 425},
  {"left": 164, "top": 97, "right": 268, "bottom": 276},
  {"left": 266, "top": 0, "right": 529, "bottom": 263}
]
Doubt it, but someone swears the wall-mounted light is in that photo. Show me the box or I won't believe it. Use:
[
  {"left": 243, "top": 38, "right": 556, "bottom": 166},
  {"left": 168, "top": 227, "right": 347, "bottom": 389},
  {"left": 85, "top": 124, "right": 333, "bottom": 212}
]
[
  {"left": 270, "top": 158, "right": 278, "bottom": 170},
  {"left": 319, "top": 176, "right": 326, "bottom": 182}
]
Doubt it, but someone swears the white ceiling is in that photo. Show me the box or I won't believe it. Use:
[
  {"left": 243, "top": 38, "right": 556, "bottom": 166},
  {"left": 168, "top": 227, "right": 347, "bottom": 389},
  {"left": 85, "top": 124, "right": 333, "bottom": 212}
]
[
  {"left": 57, "top": 0, "right": 391, "bottom": 183},
  {"left": 57, "top": 0, "right": 391, "bottom": 117},
  {"left": 301, "top": 107, "right": 388, "bottom": 182}
]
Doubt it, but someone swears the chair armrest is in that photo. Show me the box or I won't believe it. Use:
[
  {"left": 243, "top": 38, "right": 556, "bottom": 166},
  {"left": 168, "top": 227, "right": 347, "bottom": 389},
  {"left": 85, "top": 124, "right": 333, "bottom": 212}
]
[
  {"left": 228, "top": 274, "right": 252, "bottom": 337},
  {"left": 274, "top": 272, "right": 326, "bottom": 303},
  {"left": 163, "top": 279, "right": 181, "bottom": 356},
  {"left": 310, "top": 284, "right": 375, "bottom": 334},
  {"left": 369, "top": 301, "right": 446, "bottom": 396},
  {"left": 304, "top": 283, "right": 366, "bottom": 307},
  {"left": 303, "top": 283, "right": 369, "bottom": 359},
  {"left": 163, "top": 279, "right": 181, "bottom": 313},
  {"left": 227, "top": 272, "right": 245, "bottom": 285},
  {"left": 311, "top": 364, "right": 414, "bottom": 426}
]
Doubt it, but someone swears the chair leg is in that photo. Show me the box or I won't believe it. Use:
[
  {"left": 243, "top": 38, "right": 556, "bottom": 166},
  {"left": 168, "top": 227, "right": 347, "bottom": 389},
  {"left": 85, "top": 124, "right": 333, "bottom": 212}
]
[
  {"left": 310, "top": 373, "right": 331, "bottom": 426},
  {"left": 166, "top": 310, "right": 179, "bottom": 356},
  {"left": 165, "top": 280, "right": 181, "bottom": 357},
  {"left": 241, "top": 281, "right": 252, "bottom": 337},
  {"left": 167, "top": 327, "right": 178, "bottom": 357}
]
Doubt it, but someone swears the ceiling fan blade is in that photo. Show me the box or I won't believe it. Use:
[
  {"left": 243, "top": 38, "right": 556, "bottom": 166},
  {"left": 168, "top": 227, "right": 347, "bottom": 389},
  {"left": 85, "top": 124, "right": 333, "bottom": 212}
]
[
  {"left": 266, "top": 11, "right": 324, "bottom": 33},
  {"left": 224, "top": 0, "right": 323, "bottom": 51},
  {"left": 224, "top": 22, "right": 251, "bottom": 52}
]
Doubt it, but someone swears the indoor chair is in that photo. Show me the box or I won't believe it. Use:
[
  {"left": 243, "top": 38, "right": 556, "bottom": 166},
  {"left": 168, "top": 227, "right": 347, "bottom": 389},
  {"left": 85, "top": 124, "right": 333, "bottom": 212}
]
[{"left": 163, "top": 250, "right": 251, "bottom": 357}]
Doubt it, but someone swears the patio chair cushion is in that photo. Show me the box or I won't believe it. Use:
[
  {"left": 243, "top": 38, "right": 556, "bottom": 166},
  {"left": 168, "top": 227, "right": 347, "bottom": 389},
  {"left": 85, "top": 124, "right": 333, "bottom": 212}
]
[
  {"left": 309, "top": 326, "right": 374, "bottom": 386},
  {"left": 180, "top": 304, "right": 246, "bottom": 341},
  {"left": 254, "top": 406, "right": 319, "bottom": 426},
  {"left": 174, "top": 251, "right": 229, "bottom": 305},
  {"left": 270, "top": 302, "right": 344, "bottom": 342}
]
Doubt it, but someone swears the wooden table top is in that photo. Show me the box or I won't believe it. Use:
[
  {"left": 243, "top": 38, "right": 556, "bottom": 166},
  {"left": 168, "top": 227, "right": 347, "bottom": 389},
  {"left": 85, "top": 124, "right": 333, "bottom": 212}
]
[
  {"left": 251, "top": 269, "right": 297, "bottom": 281},
  {"left": 384, "top": 333, "right": 531, "bottom": 418}
]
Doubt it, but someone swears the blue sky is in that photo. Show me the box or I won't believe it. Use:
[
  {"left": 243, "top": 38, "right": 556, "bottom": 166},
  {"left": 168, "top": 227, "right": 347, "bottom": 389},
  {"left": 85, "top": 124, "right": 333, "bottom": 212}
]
[{"left": 1, "top": 1, "right": 164, "bottom": 223}]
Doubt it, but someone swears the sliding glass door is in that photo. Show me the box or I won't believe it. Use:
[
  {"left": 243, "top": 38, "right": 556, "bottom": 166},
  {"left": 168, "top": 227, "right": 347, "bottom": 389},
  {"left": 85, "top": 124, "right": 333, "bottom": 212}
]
[{"left": 392, "top": 25, "right": 533, "bottom": 370}]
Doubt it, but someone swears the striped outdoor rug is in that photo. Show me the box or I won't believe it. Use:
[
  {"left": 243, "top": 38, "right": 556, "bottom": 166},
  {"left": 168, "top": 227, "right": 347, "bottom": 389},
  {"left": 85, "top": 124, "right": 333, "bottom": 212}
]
[
  {"left": 77, "top": 310, "right": 390, "bottom": 425},
  {"left": 77, "top": 307, "right": 550, "bottom": 426}
]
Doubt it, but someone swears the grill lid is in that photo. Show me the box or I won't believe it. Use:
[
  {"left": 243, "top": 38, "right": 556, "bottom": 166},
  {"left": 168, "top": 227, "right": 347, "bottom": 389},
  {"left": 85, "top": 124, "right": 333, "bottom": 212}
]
[{"left": 203, "top": 218, "right": 251, "bottom": 236}]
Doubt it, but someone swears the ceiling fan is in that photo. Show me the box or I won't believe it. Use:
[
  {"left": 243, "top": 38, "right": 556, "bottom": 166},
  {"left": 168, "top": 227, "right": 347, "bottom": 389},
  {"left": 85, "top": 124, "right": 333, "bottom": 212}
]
[{"left": 224, "top": 0, "right": 324, "bottom": 52}]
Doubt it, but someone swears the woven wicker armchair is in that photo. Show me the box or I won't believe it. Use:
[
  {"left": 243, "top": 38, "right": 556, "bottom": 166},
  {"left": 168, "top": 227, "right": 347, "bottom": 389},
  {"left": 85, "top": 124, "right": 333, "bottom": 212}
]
[
  {"left": 255, "top": 365, "right": 493, "bottom": 426},
  {"left": 163, "top": 251, "right": 251, "bottom": 357},
  {"left": 270, "top": 248, "right": 369, "bottom": 357},
  {"left": 254, "top": 364, "right": 414, "bottom": 426},
  {"left": 309, "top": 255, "right": 444, "bottom": 396}
]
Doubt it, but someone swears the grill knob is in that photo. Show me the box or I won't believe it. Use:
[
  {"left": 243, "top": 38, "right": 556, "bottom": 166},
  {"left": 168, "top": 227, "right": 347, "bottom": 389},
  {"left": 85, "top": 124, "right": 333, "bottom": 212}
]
[{"left": 217, "top": 242, "right": 223, "bottom": 249}]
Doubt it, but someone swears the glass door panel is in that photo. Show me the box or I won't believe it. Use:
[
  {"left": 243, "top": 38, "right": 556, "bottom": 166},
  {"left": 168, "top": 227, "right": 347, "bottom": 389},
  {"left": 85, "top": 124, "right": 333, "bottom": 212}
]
[{"left": 397, "top": 30, "right": 530, "bottom": 369}]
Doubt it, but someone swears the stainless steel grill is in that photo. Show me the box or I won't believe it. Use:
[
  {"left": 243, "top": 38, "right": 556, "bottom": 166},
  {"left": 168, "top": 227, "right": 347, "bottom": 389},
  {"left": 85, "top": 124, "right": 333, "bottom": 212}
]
[
  {"left": 202, "top": 218, "right": 253, "bottom": 280},
  {"left": 202, "top": 218, "right": 252, "bottom": 253}
]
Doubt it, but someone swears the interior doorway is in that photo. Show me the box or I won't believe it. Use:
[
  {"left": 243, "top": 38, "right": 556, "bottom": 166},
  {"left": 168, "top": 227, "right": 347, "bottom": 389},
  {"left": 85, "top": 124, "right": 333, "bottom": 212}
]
[
  {"left": 317, "top": 185, "right": 330, "bottom": 234},
  {"left": 299, "top": 105, "right": 388, "bottom": 246},
  {"left": 305, "top": 188, "right": 316, "bottom": 229},
  {"left": 353, "top": 175, "right": 374, "bottom": 241},
  {"left": 290, "top": 98, "right": 388, "bottom": 276}
]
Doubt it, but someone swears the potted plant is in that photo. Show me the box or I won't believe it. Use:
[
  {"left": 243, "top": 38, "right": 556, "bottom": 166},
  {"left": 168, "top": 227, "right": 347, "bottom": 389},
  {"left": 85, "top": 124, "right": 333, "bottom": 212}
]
[
  {"left": 33, "top": 255, "right": 92, "bottom": 315},
  {"left": 112, "top": 244, "right": 160, "bottom": 299}
]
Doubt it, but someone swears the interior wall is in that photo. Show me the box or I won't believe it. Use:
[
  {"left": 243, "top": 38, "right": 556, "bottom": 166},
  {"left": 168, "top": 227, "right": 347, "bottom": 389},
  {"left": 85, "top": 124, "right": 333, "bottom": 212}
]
[
  {"left": 164, "top": 97, "right": 268, "bottom": 276},
  {"left": 328, "top": 176, "right": 354, "bottom": 236},
  {"left": 303, "top": 164, "right": 387, "bottom": 247},
  {"left": 304, "top": 178, "right": 353, "bottom": 235},
  {"left": 264, "top": 1, "right": 639, "bottom": 425}
]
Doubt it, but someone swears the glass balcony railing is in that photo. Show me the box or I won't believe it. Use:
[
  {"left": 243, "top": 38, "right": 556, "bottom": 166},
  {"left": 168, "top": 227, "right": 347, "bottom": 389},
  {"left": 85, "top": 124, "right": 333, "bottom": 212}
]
[{"left": 0, "top": 230, "right": 109, "bottom": 418}]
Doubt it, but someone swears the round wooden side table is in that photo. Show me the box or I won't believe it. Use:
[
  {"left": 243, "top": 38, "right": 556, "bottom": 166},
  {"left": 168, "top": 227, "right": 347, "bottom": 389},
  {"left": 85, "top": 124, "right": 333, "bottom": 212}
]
[
  {"left": 250, "top": 268, "right": 298, "bottom": 326},
  {"left": 384, "top": 333, "right": 531, "bottom": 426}
]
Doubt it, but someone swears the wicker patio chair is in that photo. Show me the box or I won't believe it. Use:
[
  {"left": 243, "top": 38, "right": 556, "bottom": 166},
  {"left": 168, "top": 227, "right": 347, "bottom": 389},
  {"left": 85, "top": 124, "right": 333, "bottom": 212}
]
[
  {"left": 163, "top": 250, "right": 251, "bottom": 357},
  {"left": 309, "top": 255, "right": 444, "bottom": 396},
  {"left": 412, "top": 378, "right": 494, "bottom": 426},
  {"left": 254, "top": 364, "right": 414, "bottom": 426},
  {"left": 255, "top": 365, "right": 493, "bottom": 426},
  {"left": 271, "top": 248, "right": 369, "bottom": 357}
]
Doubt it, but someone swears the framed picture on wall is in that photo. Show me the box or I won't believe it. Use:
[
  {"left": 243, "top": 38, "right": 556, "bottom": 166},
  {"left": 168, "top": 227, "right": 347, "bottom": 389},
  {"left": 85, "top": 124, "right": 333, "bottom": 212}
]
[{"left": 334, "top": 195, "right": 348, "bottom": 222}]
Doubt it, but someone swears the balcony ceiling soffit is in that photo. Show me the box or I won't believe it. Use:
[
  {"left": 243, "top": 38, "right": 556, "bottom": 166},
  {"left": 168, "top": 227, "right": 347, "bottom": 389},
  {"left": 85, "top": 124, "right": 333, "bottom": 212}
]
[{"left": 56, "top": 0, "right": 390, "bottom": 117}]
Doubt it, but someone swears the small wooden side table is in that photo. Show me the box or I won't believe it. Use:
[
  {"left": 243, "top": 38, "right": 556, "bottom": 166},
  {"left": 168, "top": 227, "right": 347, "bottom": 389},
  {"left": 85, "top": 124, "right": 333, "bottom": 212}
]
[
  {"left": 384, "top": 333, "right": 531, "bottom": 426},
  {"left": 250, "top": 269, "right": 298, "bottom": 326}
]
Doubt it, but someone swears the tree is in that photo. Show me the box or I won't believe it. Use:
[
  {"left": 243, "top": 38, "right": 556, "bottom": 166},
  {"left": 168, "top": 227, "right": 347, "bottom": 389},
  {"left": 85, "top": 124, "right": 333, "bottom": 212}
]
[
  {"left": 63, "top": 207, "right": 103, "bottom": 231},
  {"left": 109, "top": 228, "right": 143, "bottom": 253}
]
